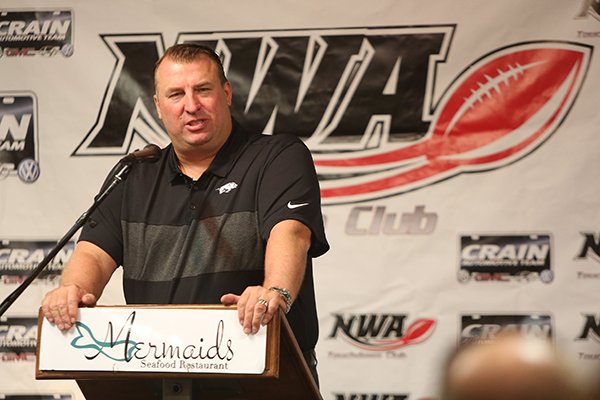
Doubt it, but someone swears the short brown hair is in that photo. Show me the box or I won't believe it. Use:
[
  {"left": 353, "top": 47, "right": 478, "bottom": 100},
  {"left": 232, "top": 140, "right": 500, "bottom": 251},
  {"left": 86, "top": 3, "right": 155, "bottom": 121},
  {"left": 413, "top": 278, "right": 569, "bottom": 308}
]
[{"left": 154, "top": 43, "right": 228, "bottom": 90}]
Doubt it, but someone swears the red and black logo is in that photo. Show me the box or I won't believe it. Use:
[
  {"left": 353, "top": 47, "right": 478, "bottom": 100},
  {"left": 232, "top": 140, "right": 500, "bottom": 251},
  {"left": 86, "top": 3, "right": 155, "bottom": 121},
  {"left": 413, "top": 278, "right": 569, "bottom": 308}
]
[
  {"left": 329, "top": 313, "right": 436, "bottom": 351},
  {"left": 72, "top": 29, "right": 591, "bottom": 204}
]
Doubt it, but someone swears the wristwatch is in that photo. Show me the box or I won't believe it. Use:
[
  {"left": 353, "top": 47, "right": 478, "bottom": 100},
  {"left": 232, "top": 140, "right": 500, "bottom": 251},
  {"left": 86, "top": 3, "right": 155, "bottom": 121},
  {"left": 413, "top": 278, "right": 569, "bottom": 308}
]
[{"left": 269, "top": 286, "right": 293, "bottom": 314}]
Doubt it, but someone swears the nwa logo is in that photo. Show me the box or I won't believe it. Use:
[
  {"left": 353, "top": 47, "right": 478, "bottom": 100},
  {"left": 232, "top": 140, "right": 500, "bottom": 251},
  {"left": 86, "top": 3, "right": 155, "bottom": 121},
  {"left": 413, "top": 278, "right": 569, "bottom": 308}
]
[
  {"left": 73, "top": 29, "right": 591, "bottom": 205},
  {"left": 460, "top": 314, "right": 553, "bottom": 345},
  {"left": 576, "top": 232, "right": 600, "bottom": 263},
  {"left": 0, "top": 239, "right": 73, "bottom": 284},
  {"left": 576, "top": 0, "right": 600, "bottom": 21},
  {"left": 329, "top": 314, "right": 435, "bottom": 351},
  {"left": 577, "top": 314, "right": 600, "bottom": 344},
  {"left": 575, "top": 314, "right": 600, "bottom": 361},
  {"left": 0, "top": 9, "right": 73, "bottom": 57},
  {"left": 0, "top": 316, "right": 37, "bottom": 362},
  {"left": 458, "top": 234, "right": 552, "bottom": 283},
  {"left": 0, "top": 94, "right": 39, "bottom": 182}
]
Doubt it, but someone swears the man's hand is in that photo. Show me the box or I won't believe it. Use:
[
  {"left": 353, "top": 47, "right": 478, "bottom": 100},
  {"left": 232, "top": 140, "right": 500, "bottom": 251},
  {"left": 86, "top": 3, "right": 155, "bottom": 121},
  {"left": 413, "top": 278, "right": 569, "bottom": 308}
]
[
  {"left": 40, "top": 241, "right": 117, "bottom": 331},
  {"left": 220, "top": 286, "right": 286, "bottom": 335},
  {"left": 41, "top": 284, "right": 97, "bottom": 330}
]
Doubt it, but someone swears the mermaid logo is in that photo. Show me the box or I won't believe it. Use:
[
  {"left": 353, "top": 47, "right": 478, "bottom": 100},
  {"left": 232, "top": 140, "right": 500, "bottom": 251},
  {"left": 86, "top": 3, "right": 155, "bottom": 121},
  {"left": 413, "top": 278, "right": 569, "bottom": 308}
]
[
  {"left": 70, "top": 311, "right": 138, "bottom": 362},
  {"left": 68, "top": 311, "right": 235, "bottom": 365}
]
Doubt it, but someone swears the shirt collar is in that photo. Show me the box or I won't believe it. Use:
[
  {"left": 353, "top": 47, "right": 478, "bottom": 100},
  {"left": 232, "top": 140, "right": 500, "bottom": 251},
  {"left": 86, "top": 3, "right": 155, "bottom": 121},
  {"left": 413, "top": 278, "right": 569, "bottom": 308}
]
[
  {"left": 208, "top": 119, "right": 250, "bottom": 178},
  {"left": 168, "top": 118, "right": 250, "bottom": 184}
]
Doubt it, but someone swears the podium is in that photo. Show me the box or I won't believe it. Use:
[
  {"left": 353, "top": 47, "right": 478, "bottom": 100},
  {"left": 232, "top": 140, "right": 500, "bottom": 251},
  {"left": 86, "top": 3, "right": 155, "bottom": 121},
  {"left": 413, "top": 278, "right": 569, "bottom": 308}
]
[{"left": 36, "top": 305, "right": 322, "bottom": 400}]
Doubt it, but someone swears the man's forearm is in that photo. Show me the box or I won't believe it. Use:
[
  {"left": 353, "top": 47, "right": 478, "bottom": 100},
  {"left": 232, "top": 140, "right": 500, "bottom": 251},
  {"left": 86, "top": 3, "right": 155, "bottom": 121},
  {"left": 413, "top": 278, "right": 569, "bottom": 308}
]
[
  {"left": 59, "top": 241, "right": 117, "bottom": 298},
  {"left": 264, "top": 219, "right": 312, "bottom": 303},
  {"left": 42, "top": 241, "right": 117, "bottom": 330}
]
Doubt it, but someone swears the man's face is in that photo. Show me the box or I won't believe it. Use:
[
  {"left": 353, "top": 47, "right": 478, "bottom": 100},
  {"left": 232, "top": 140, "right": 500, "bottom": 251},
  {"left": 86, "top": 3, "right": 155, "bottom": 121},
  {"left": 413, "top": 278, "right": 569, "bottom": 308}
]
[{"left": 153, "top": 55, "right": 233, "bottom": 155}]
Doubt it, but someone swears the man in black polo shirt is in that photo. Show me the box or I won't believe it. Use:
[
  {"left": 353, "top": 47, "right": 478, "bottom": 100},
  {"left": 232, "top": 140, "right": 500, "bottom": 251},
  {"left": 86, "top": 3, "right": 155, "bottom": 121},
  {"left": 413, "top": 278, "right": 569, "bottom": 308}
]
[{"left": 41, "top": 43, "right": 329, "bottom": 383}]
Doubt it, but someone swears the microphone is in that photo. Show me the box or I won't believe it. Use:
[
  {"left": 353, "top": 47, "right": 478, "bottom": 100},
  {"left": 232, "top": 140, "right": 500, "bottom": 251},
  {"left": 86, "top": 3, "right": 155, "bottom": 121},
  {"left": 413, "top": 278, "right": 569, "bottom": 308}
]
[{"left": 119, "top": 144, "right": 161, "bottom": 164}]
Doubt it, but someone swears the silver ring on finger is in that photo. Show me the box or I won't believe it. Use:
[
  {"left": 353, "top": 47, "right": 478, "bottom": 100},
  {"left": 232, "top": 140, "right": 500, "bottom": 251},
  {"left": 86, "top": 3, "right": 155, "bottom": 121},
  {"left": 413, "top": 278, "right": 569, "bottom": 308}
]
[{"left": 257, "top": 298, "right": 268, "bottom": 307}]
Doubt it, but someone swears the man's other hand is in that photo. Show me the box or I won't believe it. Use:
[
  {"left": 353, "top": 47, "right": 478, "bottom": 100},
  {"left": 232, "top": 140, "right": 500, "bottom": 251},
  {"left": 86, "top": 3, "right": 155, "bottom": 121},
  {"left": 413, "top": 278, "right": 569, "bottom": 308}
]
[
  {"left": 41, "top": 284, "right": 97, "bottom": 330},
  {"left": 221, "top": 286, "right": 285, "bottom": 335}
]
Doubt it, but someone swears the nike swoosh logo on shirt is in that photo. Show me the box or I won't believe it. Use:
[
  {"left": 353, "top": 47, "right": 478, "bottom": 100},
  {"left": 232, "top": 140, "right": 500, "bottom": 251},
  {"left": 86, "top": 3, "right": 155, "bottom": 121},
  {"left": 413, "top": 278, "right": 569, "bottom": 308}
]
[{"left": 287, "top": 201, "right": 309, "bottom": 209}]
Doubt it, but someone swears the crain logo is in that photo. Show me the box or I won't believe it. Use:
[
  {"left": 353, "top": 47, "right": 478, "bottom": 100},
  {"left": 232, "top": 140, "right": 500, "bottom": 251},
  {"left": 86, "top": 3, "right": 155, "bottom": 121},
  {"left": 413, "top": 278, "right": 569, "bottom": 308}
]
[
  {"left": 0, "top": 93, "right": 39, "bottom": 182},
  {"left": 458, "top": 234, "right": 553, "bottom": 283},
  {"left": 576, "top": 0, "right": 600, "bottom": 22},
  {"left": 460, "top": 314, "right": 553, "bottom": 345},
  {"left": 0, "top": 239, "right": 73, "bottom": 284},
  {"left": 0, "top": 10, "right": 73, "bottom": 58},
  {"left": 72, "top": 30, "right": 591, "bottom": 204},
  {"left": 329, "top": 313, "right": 435, "bottom": 351},
  {"left": 0, "top": 317, "right": 37, "bottom": 362}
]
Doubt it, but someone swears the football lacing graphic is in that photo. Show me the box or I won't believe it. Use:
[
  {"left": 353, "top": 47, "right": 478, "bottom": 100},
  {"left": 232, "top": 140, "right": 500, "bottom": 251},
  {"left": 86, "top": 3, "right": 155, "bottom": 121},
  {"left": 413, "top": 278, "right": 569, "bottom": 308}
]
[
  {"left": 444, "top": 61, "right": 542, "bottom": 138},
  {"left": 314, "top": 42, "right": 591, "bottom": 204}
]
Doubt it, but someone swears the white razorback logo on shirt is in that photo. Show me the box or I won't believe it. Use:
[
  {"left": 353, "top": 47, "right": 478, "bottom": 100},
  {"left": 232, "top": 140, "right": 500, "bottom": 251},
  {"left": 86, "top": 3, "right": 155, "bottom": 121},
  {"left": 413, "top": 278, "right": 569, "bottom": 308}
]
[{"left": 216, "top": 182, "right": 238, "bottom": 194}]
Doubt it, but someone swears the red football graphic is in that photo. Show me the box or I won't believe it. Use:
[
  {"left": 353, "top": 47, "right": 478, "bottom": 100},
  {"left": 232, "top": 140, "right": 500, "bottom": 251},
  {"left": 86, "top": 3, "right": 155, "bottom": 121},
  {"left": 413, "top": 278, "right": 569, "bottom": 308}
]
[
  {"left": 428, "top": 47, "right": 584, "bottom": 161},
  {"left": 314, "top": 42, "right": 590, "bottom": 203}
]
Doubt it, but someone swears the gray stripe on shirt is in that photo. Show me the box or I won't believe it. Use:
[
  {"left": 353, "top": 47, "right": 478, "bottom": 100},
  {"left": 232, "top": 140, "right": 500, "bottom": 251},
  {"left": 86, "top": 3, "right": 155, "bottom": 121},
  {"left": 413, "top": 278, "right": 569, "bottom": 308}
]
[{"left": 121, "top": 211, "right": 264, "bottom": 281}]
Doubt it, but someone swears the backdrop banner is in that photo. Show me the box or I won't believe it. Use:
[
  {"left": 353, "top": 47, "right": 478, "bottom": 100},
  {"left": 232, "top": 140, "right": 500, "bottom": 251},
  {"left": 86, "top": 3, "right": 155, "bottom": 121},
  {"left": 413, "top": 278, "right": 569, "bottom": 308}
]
[{"left": 1, "top": 1, "right": 599, "bottom": 399}]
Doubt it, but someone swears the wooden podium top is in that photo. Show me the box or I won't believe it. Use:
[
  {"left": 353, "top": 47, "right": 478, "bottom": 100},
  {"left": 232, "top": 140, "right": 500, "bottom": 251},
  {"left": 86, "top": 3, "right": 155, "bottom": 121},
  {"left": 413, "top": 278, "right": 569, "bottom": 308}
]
[{"left": 36, "top": 305, "right": 322, "bottom": 400}]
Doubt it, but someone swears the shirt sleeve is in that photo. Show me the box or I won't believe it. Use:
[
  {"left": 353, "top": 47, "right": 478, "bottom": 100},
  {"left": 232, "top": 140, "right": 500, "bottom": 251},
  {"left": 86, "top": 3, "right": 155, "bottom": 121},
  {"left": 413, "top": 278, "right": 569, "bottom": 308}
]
[
  {"left": 78, "top": 171, "right": 125, "bottom": 266},
  {"left": 258, "top": 135, "right": 329, "bottom": 258}
]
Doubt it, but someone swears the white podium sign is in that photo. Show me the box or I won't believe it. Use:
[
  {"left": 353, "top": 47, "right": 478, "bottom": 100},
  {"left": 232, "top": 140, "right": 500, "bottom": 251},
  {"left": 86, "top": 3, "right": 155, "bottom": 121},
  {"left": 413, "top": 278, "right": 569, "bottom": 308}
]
[{"left": 37, "top": 306, "right": 267, "bottom": 375}]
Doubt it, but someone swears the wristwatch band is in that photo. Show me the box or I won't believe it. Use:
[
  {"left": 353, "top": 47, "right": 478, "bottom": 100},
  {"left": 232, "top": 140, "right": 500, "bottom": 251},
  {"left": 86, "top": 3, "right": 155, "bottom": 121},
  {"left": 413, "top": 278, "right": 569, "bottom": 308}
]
[{"left": 269, "top": 286, "right": 293, "bottom": 314}]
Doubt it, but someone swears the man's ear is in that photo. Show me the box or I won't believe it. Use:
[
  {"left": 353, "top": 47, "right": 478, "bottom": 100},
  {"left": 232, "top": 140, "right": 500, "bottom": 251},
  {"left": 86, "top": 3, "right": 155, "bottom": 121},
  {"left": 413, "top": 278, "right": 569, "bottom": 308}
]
[
  {"left": 153, "top": 94, "right": 162, "bottom": 120},
  {"left": 224, "top": 81, "right": 233, "bottom": 107}
]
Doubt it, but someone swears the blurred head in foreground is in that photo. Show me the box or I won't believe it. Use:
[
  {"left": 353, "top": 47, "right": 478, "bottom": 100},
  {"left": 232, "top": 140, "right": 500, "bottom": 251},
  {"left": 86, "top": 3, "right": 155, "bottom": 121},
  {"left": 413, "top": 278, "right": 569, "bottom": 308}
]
[{"left": 441, "top": 334, "right": 585, "bottom": 400}]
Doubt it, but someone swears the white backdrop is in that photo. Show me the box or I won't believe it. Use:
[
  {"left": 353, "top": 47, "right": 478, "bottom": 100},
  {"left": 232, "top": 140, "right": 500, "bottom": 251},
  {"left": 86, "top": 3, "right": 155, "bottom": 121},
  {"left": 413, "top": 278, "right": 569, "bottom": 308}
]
[{"left": 1, "top": 1, "right": 600, "bottom": 399}]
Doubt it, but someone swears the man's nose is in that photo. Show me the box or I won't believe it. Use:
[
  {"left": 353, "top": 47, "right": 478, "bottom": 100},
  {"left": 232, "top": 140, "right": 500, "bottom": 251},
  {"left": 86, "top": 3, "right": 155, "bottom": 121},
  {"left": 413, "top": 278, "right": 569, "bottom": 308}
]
[{"left": 183, "top": 93, "right": 201, "bottom": 113}]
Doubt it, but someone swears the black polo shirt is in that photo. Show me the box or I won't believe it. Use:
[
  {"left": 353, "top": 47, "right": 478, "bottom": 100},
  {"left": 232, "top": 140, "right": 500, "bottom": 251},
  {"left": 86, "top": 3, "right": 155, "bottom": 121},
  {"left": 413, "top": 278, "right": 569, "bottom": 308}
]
[{"left": 79, "top": 120, "right": 329, "bottom": 351}]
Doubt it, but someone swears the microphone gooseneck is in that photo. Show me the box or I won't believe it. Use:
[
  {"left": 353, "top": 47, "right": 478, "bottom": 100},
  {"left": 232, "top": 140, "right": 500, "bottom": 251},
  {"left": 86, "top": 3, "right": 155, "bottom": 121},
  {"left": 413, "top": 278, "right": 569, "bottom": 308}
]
[{"left": 119, "top": 144, "right": 162, "bottom": 164}]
